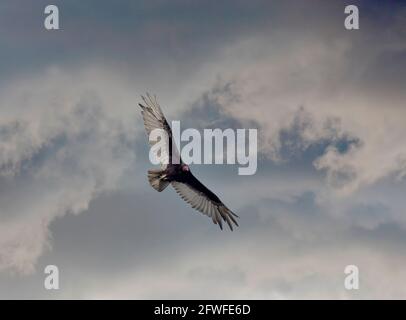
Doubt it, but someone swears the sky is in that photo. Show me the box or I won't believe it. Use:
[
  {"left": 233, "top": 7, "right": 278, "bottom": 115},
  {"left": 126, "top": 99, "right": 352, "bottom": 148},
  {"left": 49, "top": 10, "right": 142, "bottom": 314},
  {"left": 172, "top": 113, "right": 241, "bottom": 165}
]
[{"left": 0, "top": 0, "right": 406, "bottom": 299}]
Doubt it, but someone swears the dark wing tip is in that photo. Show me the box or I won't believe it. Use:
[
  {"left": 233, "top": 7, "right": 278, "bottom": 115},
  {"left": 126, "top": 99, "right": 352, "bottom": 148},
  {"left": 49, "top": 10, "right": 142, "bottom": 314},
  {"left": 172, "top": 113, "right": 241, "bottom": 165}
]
[
  {"left": 230, "top": 211, "right": 239, "bottom": 218},
  {"left": 216, "top": 206, "right": 239, "bottom": 231},
  {"left": 218, "top": 217, "right": 223, "bottom": 230}
]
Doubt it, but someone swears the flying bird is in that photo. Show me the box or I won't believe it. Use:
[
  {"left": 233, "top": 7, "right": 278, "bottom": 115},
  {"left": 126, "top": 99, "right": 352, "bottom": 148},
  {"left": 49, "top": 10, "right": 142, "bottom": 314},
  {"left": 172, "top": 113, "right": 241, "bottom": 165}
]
[{"left": 139, "top": 94, "right": 239, "bottom": 230}]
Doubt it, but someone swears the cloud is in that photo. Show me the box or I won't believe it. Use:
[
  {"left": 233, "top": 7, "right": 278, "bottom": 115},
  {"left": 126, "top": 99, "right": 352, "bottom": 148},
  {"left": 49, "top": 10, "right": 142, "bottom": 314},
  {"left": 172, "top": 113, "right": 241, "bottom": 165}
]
[
  {"left": 189, "top": 7, "right": 406, "bottom": 196},
  {"left": 0, "top": 0, "right": 405, "bottom": 299},
  {"left": 53, "top": 189, "right": 406, "bottom": 300},
  {"left": 0, "top": 66, "right": 140, "bottom": 273}
]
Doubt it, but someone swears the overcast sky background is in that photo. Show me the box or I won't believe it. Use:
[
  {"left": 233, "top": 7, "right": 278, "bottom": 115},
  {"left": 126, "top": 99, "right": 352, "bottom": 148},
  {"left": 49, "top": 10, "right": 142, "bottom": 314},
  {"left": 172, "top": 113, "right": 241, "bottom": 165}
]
[{"left": 0, "top": 0, "right": 406, "bottom": 299}]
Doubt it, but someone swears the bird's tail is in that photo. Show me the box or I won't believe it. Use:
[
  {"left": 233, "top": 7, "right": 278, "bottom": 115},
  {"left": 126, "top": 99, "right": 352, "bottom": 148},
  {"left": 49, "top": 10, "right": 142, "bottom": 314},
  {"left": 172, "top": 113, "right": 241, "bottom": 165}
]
[{"left": 147, "top": 169, "right": 169, "bottom": 192}]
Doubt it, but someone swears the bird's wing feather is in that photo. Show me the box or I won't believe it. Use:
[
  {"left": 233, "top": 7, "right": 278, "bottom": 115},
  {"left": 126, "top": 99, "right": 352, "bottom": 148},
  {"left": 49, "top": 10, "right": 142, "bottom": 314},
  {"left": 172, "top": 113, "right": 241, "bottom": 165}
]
[
  {"left": 171, "top": 174, "right": 239, "bottom": 230},
  {"left": 139, "top": 93, "right": 181, "bottom": 168}
]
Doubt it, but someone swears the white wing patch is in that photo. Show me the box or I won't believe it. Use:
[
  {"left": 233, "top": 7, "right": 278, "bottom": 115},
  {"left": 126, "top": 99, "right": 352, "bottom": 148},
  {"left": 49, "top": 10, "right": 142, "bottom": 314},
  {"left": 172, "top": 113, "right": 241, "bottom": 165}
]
[
  {"left": 139, "top": 94, "right": 174, "bottom": 168},
  {"left": 171, "top": 181, "right": 238, "bottom": 230}
]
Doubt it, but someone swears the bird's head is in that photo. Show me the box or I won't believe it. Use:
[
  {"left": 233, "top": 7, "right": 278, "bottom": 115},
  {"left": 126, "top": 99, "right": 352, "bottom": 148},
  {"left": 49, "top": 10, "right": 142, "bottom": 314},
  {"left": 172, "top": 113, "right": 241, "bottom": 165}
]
[{"left": 181, "top": 164, "right": 190, "bottom": 172}]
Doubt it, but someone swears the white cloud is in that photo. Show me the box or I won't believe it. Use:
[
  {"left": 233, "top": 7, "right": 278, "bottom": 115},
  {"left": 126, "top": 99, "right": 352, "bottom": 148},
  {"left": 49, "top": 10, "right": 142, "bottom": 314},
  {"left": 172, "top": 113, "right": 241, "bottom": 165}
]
[
  {"left": 0, "top": 67, "right": 140, "bottom": 273},
  {"left": 197, "top": 27, "right": 406, "bottom": 195},
  {"left": 67, "top": 221, "right": 406, "bottom": 299},
  {"left": 0, "top": 1, "right": 405, "bottom": 299}
]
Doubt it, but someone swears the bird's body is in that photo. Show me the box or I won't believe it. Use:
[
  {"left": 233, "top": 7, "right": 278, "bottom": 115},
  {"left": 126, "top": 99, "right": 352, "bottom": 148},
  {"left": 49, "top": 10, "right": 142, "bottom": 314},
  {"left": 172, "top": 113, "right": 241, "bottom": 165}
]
[
  {"left": 159, "top": 164, "right": 222, "bottom": 204},
  {"left": 139, "top": 94, "right": 239, "bottom": 230}
]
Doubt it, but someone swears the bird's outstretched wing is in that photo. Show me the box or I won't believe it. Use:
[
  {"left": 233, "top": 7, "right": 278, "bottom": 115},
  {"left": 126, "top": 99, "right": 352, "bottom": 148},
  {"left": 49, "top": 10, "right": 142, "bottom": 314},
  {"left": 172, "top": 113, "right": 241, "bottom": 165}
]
[
  {"left": 138, "top": 93, "right": 181, "bottom": 168},
  {"left": 171, "top": 172, "right": 239, "bottom": 230}
]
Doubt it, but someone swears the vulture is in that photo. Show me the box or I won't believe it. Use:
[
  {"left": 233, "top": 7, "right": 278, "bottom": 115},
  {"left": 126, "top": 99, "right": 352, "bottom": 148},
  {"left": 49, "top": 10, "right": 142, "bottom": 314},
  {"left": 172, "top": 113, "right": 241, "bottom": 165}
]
[{"left": 139, "top": 94, "right": 239, "bottom": 230}]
